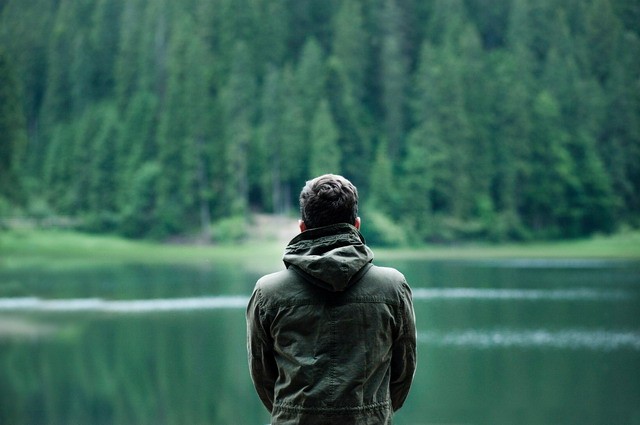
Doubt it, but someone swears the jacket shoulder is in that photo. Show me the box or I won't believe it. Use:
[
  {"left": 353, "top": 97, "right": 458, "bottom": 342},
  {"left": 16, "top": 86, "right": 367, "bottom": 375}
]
[
  {"left": 256, "top": 269, "right": 298, "bottom": 288},
  {"left": 254, "top": 269, "right": 306, "bottom": 303},
  {"left": 363, "top": 265, "right": 407, "bottom": 287},
  {"left": 367, "top": 264, "right": 405, "bottom": 280},
  {"left": 353, "top": 264, "right": 411, "bottom": 301}
]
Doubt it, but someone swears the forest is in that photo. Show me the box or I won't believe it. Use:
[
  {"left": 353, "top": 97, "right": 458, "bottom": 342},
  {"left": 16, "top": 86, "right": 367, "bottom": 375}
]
[{"left": 0, "top": 0, "right": 639, "bottom": 244}]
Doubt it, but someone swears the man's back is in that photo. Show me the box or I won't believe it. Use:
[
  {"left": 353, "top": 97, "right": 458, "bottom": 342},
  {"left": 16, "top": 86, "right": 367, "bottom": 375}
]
[{"left": 247, "top": 223, "right": 416, "bottom": 424}]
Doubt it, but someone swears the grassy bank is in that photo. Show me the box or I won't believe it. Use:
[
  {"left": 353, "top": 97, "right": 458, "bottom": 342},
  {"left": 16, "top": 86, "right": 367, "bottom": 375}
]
[
  {"left": 377, "top": 231, "right": 640, "bottom": 260},
  {"left": 0, "top": 229, "right": 285, "bottom": 269},
  {"left": 1, "top": 228, "right": 639, "bottom": 270}
]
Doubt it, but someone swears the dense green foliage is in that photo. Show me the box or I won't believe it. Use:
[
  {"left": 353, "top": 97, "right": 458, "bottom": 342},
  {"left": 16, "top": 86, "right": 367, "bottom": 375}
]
[{"left": 1, "top": 0, "right": 639, "bottom": 242}]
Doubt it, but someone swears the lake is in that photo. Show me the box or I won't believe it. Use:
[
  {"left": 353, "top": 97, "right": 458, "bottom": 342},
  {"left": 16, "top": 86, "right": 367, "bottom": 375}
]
[{"left": 0, "top": 257, "right": 639, "bottom": 425}]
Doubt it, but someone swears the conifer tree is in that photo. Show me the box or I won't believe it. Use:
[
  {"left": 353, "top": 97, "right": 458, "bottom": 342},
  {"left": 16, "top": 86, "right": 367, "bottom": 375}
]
[
  {"left": 281, "top": 38, "right": 326, "bottom": 189},
  {"left": 40, "top": 0, "right": 76, "bottom": 126},
  {"left": 279, "top": 65, "right": 306, "bottom": 206},
  {"left": 257, "top": 65, "right": 286, "bottom": 213},
  {"left": 584, "top": 0, "right": 622, "bottom": 84},
  {"left": 69, "top": 106, "right": 104, "bottom": 214},
  {"left": 332, "top": 0, "right": 368, "bottom": 102},
  {"left": 221, "top": 41, "right": 257, "bottom": 216},
  {"left": 597, "top": 18, "right": 640, "bottom": 226},
  {"left": 309, "top": 99, "right": 341, "bottom": 177},
  {"left": 485, "top": 52, "right": 532, "bottom": 239},
  {"left": 41, "top": 124, "right": 67, "bottom": 207},
  {"left": 120, "top": 162, "right": 162, "bottom": 238},
  {"left": 379, "top": 0, "right": 409, "bottom": 158},
  {"left": 0, "top": 49, "right": 27, "bottom": 203},
  {"left": 297, "top": 37, "right": 326, "bottom": 131},
  {"left": 523, "top": 91, "right": 578, "bottom": 237},
  {"left": 89, "top": 0, "right": 122, "bottom": 100},
  {"left": 155, "top": 9, "right": 191, "bottom": 236},
  {"left": 426, "top": 0, "right": 468, "bottom": 45},
  {"left": 87, "top": 104, "right": 120, "bottom": 230},
  {"left": 329, "top": 0, "right": 373, "bottom": 190},
  {"left": 0, "top": 0, "right": 55, "bottom": 177},
  {"left": 255, "top": 0, "right": 289, "bottom": 68},
  {"left": 401, "top": 130, "right": 434, "bottom": 241},
  {"left": 114, "top": 0, "right": 145, "bottom": 111},
  {"left": 115, "top": 91, "right": 158, "bottom": 224},
  {"left": 541, "top": 12, "right": 617, "bottom": 235},
  {"left": 369, "top": 139, "right": 397, "bottom": 216}
]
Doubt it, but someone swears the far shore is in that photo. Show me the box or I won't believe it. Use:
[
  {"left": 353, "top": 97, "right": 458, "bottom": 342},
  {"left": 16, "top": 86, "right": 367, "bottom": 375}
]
[{"left": 1, "top": 225, "right": 639, "bottom": 271}]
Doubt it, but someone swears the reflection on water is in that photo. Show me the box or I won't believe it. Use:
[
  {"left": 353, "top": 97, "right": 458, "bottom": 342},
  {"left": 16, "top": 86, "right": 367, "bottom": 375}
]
[
  {"left": 1, "top": 260, "right": 639, "bottom": 425},
  {"left": 412, "top": 287, "right": 633, "bottom": 301},
  {"left": 0, "top": 286, "right": 632, "bottom": 313},
  {"left": 465, "top": 258, "right": 629, "bottom": 268},
  {"left": 0, "top": 295, "right": 249, "bottom": 313},
  {"left": 419, "top": 328, "right": 640, "bottom": 351}
]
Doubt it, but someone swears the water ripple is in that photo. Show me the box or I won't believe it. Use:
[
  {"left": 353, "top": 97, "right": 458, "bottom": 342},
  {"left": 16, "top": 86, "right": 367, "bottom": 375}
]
[
  {"left": 412, "top": 287, "right": 632, "bottom": 301},
  {"left": 0, "top": 296, "right": 250, "bottom": 313},
  {"left": 419, "top": 328, "right": 640, "bottom": 351}
]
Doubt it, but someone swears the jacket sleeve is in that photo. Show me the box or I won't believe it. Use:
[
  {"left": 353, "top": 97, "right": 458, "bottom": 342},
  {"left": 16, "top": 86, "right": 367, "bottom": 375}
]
[
  {"left": 246, "top": 285, "right": 278, "bottom": 412},
  {"left": 390, "top": 280, "right": 417, "bottom": 411}
]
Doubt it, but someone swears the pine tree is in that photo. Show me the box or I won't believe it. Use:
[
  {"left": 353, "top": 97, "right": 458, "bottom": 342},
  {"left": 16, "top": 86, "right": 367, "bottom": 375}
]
[
  {"left": 87, "top": 104, "right": 120, "bottom": 231},
  {"left": 0, "top": 0, "right": 56, "bottom": 177},
  {"left": 254, "top": 0, "right": 289, "bottom": 68},
  {"left": 523, "top": 91, "right": 579, "bottom": 237},
  {"left": 296, "top": 37, "right": 326, "bottom": 130},
  {"left": 279, "top": 65, "right": 306, "bottom": 207},
  {"left": 332, "top": 0, "right": 368, "bottom": 102},
  {"left": 457, "top": 24, "right": 494, "bottom": 225},
  {"left": 597, "top": 13, "right": 640, "bottom": 226},
  {"left": 114, "top": 0, "right": 145, "bottom": 110},
  {"left": 214, "top": 0, "right": 258, "bottom": 77},
  {"left": 329, "top": 0, "right": 373, "bottom": 190},
  {"left": 220, "top": 41, "right": 257, "bottom": 216},
  {"left": 40, "top": 0, "right": 76, "bottom": 126},
  {"left": 0, "top": 49, "right": 27, "bottom": 203},
  {"left": 369, "top": 139, "right": 397, "bottom": 216},
  {"left": 584, "top": 0, "right": 622, "bottom": 84},
  {"left": 41, "top": 124, "right": 66, "bottom": 206},
  {"left": 256, "top": 65, "right": 286, "bottom": 213},
  {"left": 68, "top": 106, "right": 104, "bottom": 215},
  {"left": 426, "top": 0, "right": 468, "bottom": 45},
  {"left": 485, "top": 51, "right": 532, "bottom": 239},
  {"left": 541, "top": 11, "right": 617, "bottom": 235},
  {"left": 309, "top": 99, "right": 341, "bottom": 177},
  {"left": 182, "top": 23, "right": 215, "bottom": 236},
  {"left": 155, "top": 9, "right": 191, "bottom": 236},
  {"left": 88, "top": 0, "right": 122, "bottom": 100},
  {"left": 281, "top": 37, "right": 326, "bottom": 188},
  {"left": 379, "top": 0, "right": 409, "bottom": 158},
  {"left": 119, "top": 162, "right": 162, "bottom": 238},
  {"left": 400, "top": 130, "right": 434, "bottom": 241}
]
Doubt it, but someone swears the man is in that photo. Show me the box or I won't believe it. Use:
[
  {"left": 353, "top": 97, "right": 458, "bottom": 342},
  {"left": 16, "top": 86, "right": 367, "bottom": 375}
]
[{"left": 246, "top": 174, "right": 416, "bottom": 425}]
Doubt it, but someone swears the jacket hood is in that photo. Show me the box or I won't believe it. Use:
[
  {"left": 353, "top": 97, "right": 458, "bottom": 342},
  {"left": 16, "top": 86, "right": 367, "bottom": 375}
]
[{"left": 283, "top": 223, "right": 374, "bottom": 292}]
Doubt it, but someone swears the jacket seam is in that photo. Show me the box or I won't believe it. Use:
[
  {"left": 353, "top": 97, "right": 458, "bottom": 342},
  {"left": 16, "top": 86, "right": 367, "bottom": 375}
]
[
  {"left": 270, "top": 298, "right": 400, "bottom": 308},
  {"left": 273, "top": 400, "right": 391, "bottom": 414},
  {"left": 329, "top": 304, "right": 337, "bottom": 399}
]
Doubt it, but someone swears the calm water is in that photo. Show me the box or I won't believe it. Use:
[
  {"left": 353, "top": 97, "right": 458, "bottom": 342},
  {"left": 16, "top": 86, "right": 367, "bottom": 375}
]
[{"left": 0, "top": 258, "right": 639, "bottom": 425}]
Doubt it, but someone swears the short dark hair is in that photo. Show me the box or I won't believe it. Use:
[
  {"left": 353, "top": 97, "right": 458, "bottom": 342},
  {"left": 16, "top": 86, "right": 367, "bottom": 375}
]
[{"left": 299, "top": 174, "right": 359, "bottom": 229}]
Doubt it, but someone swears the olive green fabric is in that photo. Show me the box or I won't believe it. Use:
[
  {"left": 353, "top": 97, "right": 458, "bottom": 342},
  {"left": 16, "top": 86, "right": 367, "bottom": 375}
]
[{"left": 247, "top": 224, "right": 417, "bottom": 424}]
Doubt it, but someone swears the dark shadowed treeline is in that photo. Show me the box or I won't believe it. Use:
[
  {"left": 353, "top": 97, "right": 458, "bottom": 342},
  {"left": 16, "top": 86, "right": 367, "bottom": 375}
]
[{"left": 0, "top": 0, "right": 639, "bottom": 243}]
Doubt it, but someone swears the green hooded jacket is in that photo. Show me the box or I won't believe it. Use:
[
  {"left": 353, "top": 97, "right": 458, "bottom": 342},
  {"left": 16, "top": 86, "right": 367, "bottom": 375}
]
[{"left": 246, "top": 223, "right": 417, "bottom": 424}]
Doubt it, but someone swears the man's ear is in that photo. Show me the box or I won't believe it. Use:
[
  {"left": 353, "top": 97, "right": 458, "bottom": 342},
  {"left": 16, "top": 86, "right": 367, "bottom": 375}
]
[
  {"left": 354, "top": 217, "right": 361, "bottom": 230},
  {"left": 299, "top": 220, "right": 307, "bottom": 232}
]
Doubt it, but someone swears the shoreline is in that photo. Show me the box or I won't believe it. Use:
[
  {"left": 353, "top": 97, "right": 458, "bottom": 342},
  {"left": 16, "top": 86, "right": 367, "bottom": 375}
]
[{"left": 1, "top": 226, "right": 639, "bottom": 270}]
